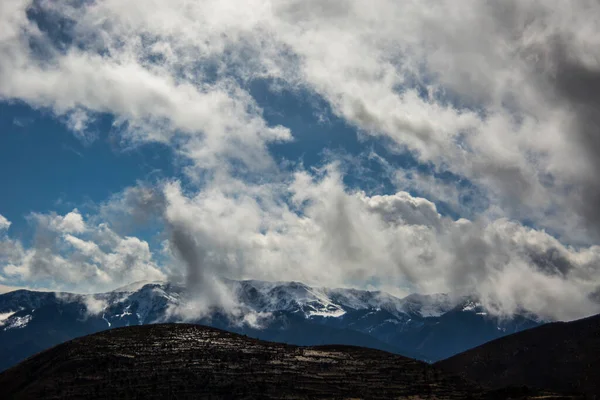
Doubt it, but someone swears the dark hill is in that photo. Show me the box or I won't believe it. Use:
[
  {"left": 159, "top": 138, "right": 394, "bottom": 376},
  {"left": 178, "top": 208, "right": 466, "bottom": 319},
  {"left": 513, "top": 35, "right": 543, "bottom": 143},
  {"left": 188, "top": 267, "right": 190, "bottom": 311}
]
[
  {"left": 0, "top": 323, "right": 566, "bottom": 399},
  {"left": 436, "top": 313, "right": 600, "bottom": 398}
]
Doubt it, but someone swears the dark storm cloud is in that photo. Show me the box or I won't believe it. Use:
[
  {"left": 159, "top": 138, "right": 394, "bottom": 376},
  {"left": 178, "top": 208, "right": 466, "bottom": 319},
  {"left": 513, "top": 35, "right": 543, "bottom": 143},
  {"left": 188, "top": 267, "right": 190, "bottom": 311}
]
[
  {"left": 551, "top": 45, "right": 600, "bottom": 232},
  {"left": 170, "top": 226, "right": 205, "bottom": 289}
]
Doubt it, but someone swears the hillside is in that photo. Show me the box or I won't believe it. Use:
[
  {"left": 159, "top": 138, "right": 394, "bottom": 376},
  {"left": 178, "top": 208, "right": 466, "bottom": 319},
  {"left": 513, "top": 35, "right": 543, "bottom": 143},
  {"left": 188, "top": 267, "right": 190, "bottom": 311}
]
[
  {"left": 0, "top": 323, "right": 495, "bottom": 399},
  {"left": 436, "top": 314, "right": 600, "bottom": 397}
]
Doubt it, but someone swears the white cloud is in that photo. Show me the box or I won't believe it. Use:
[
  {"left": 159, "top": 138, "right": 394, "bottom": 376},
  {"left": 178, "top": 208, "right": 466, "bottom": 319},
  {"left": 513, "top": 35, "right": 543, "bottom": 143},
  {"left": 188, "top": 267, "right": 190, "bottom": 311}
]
[
  {"left": 1, "top": 0, "right": 600, "bottom": 321},
  {"left": 26, "top": 209, "right": 87, "bottom": 235},
  {"left": 159, "top": 167, "right": 600, "bottom": 321},
  {"left": 82, "top": 295, "right": 108, "bottom": 316},
  {"left": 0, "top": 0, "right": 291, "bottom": 173},
  {"left": 0, "top": 0, "right": 593, "bottom": 239},
  {"left": 0, "top": 215, "right": 11, "bottom": 232},
  {"left": 1, "top": 167, "right": 599, "bottom": 321},
  {"left": 0, "top": 210, "right": 165, "bottom": 292},
  {"left": 57, "top": 210, "right": 87, "bottom": 234}
]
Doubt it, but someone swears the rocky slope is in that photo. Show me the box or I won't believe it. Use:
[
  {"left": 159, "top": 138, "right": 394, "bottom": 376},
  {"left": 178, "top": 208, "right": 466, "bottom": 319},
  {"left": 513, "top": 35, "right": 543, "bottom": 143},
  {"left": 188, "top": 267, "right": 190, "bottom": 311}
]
[
  {"left": 436, "top": 314, "right": 600, "bottom": 398},
  {"left": 0, "top": 324, "right": 567, "bottom": 399}
]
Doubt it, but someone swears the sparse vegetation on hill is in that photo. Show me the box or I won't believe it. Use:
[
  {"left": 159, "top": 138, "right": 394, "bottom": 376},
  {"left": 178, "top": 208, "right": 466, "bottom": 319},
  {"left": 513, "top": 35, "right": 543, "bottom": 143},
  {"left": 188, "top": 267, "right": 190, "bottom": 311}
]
[
  {"left": 0, "top": 323, "right": 570, "bottom": 399},
  {"left": 437, "top": 314, "right": 600, "bottom": 398}
]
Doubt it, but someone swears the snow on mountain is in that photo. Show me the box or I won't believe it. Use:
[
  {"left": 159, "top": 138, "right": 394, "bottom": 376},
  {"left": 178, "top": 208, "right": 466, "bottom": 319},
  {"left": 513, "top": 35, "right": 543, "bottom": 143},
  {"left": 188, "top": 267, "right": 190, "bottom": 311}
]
[
  {"left": 232, "top": 280, "right": 347, "bottom": 318},
  {"left": 231, "top": 280, "right": 460, "bottom": 320},
  {"left": 97, "top": 282, "right": 184, "bottom": 325},
  {"left": 0, "top": 279, "right": 533, "bottom": 326},
  {"left": 0, "top": 290, "right": 56, "bottom": 313},
  {"left": 459, "top": 299, "right": 489, "bottom": 315},
  {"left": 323, "top": 288, "right": 404, "bottom": 315},
  {"left": 0, "top": 279, "right": 479, "bottom": 324},
  {"left": 3, "top": 314, "right": 32, "bottom": 330}
]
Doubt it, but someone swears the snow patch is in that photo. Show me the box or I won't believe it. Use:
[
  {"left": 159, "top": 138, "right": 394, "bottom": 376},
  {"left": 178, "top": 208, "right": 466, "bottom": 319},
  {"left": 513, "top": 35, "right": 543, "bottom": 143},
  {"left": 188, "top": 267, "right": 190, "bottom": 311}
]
[
  {"left": 116, "top": 305, "right": 133, "bottom": 319},
  {"left": 306, "top": 308, "right": 346, "bottom": 318},
  {"left": 3, "top": 314, "right": 32, "bottom": 330},
  {"left": 102, "top": 313, "right": 111, "bottom": 327},
  {"left": 462, "top": 301, "right": 482, "bottom": 312}
]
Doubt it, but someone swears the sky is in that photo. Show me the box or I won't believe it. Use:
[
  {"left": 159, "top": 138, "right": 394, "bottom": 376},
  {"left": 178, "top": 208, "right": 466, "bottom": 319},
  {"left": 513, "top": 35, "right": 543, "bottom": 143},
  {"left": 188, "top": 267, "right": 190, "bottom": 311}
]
[{"left": 1, "top": 0, "right": 600, "bottom": 321}]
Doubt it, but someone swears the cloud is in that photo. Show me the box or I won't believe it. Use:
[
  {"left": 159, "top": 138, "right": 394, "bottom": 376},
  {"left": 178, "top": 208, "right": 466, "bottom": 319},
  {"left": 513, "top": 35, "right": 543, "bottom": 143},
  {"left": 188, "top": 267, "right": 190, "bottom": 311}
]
[
  {"left": 53, "top": 210, "right": 87, "bottom": 234},
  {"left": 0, "top": 215, "right": 11, "bottom": 232},
  {"left": 156, "top": 167, "right": 600, "bottom": 321},
  {"left": 64, "top": 108, "right": 96, "bottom": 144},
  {"left": 81, "top": 295, "right": 108, "bottom": 315},
  {"left": 1, "top": 0, "right": 600, "bottom": 322},
  {"left": 0, "top": 0, "right": 594, "bottom": 240},
  {"left": 0, "top": 0, "right": 291, "bottom": 174},
  {"left": 0, "top": 209, "right": 165, "bottom": 292},
  {"left": 98, "top": 185, "right": 167, "bottom": 234},
  {"left": 1, "top": 167, "right": 599, "bottom": 321}
]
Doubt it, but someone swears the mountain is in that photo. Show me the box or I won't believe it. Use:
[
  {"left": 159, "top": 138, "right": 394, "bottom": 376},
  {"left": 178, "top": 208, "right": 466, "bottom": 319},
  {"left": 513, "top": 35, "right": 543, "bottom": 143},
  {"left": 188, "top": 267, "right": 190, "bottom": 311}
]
[
  {"left": 0, "top": 280, "right": 541, "bottom": 371},
  {"left": 436, "top": 314, "right": 600, "bottom": 398},
  {"left": 0, "top": 324, "right": 566, "bottom": 399}
]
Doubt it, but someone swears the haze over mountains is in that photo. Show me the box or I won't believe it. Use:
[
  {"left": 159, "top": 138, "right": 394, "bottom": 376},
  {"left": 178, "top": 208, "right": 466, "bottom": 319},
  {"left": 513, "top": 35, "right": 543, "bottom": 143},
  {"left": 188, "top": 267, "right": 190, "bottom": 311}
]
[{"left": 0, "top": 279, "right": 541, "bottom": 371}]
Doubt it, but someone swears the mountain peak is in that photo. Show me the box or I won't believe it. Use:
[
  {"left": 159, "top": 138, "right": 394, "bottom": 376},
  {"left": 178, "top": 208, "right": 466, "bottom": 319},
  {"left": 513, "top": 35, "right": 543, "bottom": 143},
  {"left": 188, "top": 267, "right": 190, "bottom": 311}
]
[{"left": 111, "top": 280, "right": 168, "bottom": 293}]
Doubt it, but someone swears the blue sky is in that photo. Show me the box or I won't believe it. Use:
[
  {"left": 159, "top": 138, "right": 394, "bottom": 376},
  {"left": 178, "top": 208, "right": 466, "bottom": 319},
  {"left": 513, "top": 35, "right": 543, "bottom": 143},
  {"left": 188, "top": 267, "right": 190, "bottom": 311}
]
[
  {"left": 0, "top": 0, "right": 599, "bottom": 321},
  {"left": 0, "top": 80, "right": 479, "bottom": 258},
  {"left": 0, "top": 102, "right": 175, "bottom": 238},
  {"left": 1, "top": 80, "right": 432, "bottom": 239}
]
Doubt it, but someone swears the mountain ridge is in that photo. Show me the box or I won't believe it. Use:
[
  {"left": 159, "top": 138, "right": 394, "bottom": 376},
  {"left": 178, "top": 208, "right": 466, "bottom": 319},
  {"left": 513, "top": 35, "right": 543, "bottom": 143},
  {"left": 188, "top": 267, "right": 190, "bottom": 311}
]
[
  {"left": 0, "top": 279, "right": 541, "bottom": 371},
  {"left": 436, "top": 313, "right": 600, "bottom": 397},
  {"left": 0, "top": 323, "right": 568, "bottom": 399}
]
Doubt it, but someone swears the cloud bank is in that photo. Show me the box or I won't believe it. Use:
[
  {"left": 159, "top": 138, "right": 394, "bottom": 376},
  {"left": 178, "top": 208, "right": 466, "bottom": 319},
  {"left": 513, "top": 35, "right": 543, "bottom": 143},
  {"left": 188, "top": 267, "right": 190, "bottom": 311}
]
[
  {"left": 1, "top": 0, "right": 600, "bottom": 321},
  {"left": 0, "top": 211, "right": 165, "bottom": 292}
]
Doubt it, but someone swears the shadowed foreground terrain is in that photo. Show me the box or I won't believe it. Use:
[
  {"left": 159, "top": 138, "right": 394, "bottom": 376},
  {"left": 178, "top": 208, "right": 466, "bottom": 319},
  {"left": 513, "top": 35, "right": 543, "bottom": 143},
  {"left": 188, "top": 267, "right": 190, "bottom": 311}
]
[
  {"left": 0, "top": 324, "right": 570, "bottom": 399},
  {"left": 437, "top": 314, "right": 600, "bottom": 398}
]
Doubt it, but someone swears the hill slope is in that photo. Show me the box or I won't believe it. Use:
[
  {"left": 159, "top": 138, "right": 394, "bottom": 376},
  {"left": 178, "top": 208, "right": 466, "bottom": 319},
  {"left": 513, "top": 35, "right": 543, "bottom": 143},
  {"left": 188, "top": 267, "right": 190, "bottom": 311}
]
[
  {"left": 436, "top": 314, "right": 600, "bottom": 397},
  {"left": 0, "top": 324, "right": 494, "bottom": 399}
]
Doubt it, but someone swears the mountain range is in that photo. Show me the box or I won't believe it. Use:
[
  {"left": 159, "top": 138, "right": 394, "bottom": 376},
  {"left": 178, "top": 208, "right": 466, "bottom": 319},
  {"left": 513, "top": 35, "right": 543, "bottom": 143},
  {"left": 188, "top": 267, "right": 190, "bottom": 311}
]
[{"left": 0, "top": 279, "right": 541, "bottom": 371}]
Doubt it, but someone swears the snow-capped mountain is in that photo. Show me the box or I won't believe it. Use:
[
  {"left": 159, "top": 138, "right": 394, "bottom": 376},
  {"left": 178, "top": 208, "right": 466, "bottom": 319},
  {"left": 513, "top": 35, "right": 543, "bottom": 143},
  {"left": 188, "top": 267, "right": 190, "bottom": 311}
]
[
  {"left": 0, "top": 279, "right": 541, "bottom": 371},
  {"left": 231, "top": 280, "right": 458, "bottom": 319}
]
